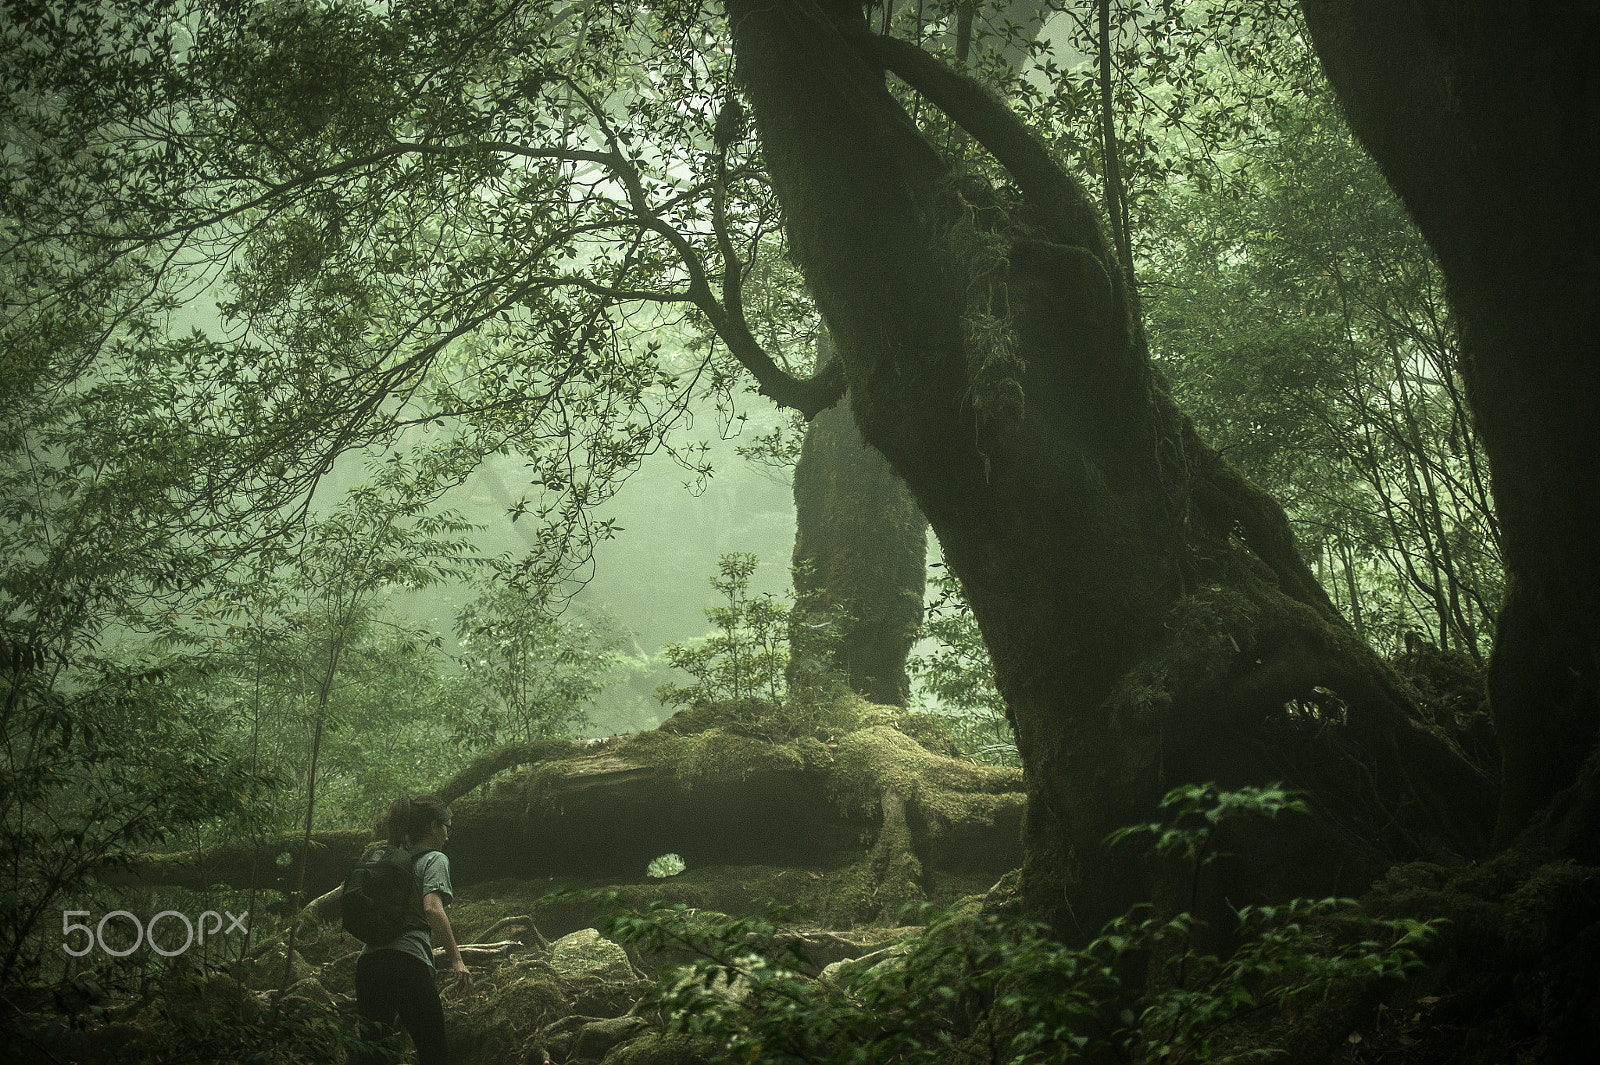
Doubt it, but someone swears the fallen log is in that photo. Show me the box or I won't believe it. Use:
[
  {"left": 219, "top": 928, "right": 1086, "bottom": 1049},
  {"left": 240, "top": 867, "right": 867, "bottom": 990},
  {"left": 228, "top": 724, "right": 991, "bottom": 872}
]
[
  {"left": 445, "top": 701, "right": 1025, "bottom": 896},
  {"left": 110, "top": 830, "right": 370, "bottom": 899},
  {"left": 114, "top": 700, "right": 1026, "bottom": 915}
]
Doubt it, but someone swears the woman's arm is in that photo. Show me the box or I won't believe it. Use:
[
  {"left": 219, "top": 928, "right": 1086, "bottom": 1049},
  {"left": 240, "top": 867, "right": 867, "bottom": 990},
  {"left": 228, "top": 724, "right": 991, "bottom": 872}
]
[{"left": 423, "top": 891, "right": 472, "bottom": 989}]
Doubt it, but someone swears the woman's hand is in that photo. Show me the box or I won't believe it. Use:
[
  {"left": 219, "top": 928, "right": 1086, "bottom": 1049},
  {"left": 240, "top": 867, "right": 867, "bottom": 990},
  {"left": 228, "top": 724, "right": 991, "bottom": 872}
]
[{"left": 450, "top": 958, "right": 472, "bottom": 990}]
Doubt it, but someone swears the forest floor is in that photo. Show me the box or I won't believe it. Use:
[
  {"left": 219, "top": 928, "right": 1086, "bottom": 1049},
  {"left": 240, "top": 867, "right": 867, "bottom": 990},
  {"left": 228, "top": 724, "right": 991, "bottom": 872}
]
[{"left": 13, "top": 693, "right": 1600, "bottom": 1063}]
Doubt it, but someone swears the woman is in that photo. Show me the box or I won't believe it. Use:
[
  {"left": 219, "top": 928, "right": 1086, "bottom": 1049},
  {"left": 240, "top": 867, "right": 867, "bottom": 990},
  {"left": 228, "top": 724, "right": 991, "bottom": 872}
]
[{"left": 354, "top": 794, "right": 472, "bottom": 1065}]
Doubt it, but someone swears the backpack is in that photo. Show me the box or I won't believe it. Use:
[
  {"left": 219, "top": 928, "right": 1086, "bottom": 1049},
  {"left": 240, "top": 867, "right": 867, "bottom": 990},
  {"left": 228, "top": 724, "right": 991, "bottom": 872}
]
[{"left": 340, "top": 844, "right": 435, "bottom": 946}]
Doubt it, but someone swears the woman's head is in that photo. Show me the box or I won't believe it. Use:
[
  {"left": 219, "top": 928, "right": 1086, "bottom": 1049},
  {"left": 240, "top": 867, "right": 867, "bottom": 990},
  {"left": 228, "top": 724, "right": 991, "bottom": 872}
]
[{"left": 383, "top": 794, "right": 453, "bottom": 846}]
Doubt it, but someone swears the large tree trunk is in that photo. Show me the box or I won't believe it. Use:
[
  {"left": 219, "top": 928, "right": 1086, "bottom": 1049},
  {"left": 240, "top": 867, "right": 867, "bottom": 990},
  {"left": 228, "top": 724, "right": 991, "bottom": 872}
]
[
  {"left": 1298, "top": 2, "right": 1600, "bottom": 852},
  {"left": 790, "top": 331, "right": 927, "bottom": 705},
  {"left": 728, "top": 0, "right": 1492, "bottom": 936}
]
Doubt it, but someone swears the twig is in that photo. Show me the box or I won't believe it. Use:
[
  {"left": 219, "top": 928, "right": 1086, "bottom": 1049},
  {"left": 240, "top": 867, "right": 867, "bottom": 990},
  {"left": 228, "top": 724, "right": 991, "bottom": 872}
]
[{"left": 479, "top": 914, "right": 550, "bottom": 949}]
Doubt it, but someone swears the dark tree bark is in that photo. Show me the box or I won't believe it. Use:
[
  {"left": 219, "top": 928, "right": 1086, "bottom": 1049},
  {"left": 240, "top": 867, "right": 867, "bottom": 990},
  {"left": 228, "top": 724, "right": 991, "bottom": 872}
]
[
  {"left": 726, "top": 0, "right": 1492, "bottom": 936},
  {"left": 1298, "top": 2, "right": 1600, "bottom": 851},
  {"left": 790, "top": 331, "right": 928, "bottom": 705}
]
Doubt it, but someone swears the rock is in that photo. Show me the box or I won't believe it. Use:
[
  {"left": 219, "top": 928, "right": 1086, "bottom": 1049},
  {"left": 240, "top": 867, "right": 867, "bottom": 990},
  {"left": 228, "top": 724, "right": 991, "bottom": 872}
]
[
  {"left": 665, "top": 962, "right": 750, "bottom": 1005},
  {"left": 817, "top": 940, "right": 913, "bottom": 986},
  {"left": 571, "top": 1015, "right": 651, "bottom": 1060},
  {"left": 599, "top": 1031, "right": 708, "bottom": 1065},
  {"left": 550, "top": 928, "right": 633, "bottom": 983},
  {"left": 283, "top": 976, "right": 333, "bottom": 1007}
]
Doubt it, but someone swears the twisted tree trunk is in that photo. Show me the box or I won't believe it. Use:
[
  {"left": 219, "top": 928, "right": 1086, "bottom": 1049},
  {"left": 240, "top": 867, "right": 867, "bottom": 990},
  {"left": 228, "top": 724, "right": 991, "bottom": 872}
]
[{"left": 728, "top": 0, "right": 1491, "bottom": 935}]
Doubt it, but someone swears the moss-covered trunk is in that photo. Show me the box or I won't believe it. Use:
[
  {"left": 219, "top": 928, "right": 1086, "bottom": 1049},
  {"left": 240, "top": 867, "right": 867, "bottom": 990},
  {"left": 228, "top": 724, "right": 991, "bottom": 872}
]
[
  {"left": 790, "top": 331, "right": 927, "bottom": 705},
  {"left": 729, "top": 0, "right": 1491, "bottom": 935},
  {"left": 1298, "top": 2, "right": 1600, "bottom": 854}
]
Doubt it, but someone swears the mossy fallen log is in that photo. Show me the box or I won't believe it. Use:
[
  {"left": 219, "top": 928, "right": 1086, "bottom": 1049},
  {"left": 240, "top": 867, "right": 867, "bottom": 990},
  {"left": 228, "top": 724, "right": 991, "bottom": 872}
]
[
  {"left": 445, "top": 700, "right": 1025, "bottom": 907},
  {"left": 115, "top": 700, "right": 1024, "bottom": 915},
  {"left": 110, "top": 830, "right": 370, "bottom": 898}
]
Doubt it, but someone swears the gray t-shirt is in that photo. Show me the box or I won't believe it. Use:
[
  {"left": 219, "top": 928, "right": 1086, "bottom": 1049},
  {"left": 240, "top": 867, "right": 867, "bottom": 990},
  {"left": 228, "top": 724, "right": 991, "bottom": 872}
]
[{"left": 360, "top": 849, "right": 454, "bottom": 969}]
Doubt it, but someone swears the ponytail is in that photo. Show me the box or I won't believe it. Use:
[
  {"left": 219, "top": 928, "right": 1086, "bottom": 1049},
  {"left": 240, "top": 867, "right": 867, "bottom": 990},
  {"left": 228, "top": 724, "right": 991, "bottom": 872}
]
[
  {"left": 383, "top": 795, "right": 410, "bottom": 845},
  {"left": 383, "top": 794, "right": 453, "bottom": 846}
]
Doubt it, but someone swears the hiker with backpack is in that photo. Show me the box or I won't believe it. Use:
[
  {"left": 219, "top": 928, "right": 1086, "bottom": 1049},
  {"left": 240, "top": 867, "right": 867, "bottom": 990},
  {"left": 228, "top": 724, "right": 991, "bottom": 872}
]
[{"left": 344, "top": 794, "right": 471, "bottom": 1065}]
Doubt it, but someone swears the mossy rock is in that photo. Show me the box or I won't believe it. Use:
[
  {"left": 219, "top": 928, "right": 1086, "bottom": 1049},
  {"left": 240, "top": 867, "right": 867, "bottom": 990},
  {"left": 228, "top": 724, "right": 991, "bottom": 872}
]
[
  {"left": 550, "top": 928, "right": 632, "bottom": 982},
  {"left": 818, "top": 938, "right": 916, "bottom": 985},
  {"left": 450, "top": 958, "right": 566, "bottom": 1065},
  {"left": 541, "top": 1014, "right": 652, "bottom": 1063},
  {"left": 600, "top": 1031, "right": 711, "bottom": 1065},
  {"left": 282, "top": 975, "right": 332, "bottom": 1008}
]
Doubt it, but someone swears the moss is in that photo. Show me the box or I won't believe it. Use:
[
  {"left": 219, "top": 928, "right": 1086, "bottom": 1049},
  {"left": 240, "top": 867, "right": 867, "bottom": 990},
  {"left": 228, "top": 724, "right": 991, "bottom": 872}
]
[
  {"left": 600, "top": 1031, "right": 711, "bottom": 1065},
  {"left": 1113, "top": 586, "right": 1265, "bottom": 721},
  {"left": 793, "top": 735, "right": 834, "bottom": 772},
  {"left": 829, "top": 725, "right": 1021, "bottom": 828},
  {"left": 867, "top": 821, "right": 925, "bottom": 924},
  {"left": 1354, "top": 851, "right": 1600, "bottom": 1065},
  {"left": 1501, "top": 860, "right": 1600, "bottom": 961},
  {"left": 657, "top": 699, "right": 770, "bottom": 736},
  {"left": 945, "top": 891, "right": 987, "bottom": 919},
  {"left": 452, "top": 956, "right": 565, "bottom": 1064},
  {"left": 814, "top": 851, "right": 920, "bottom": 928},
  {"left": 674, "top": 727, "right": 809, "bottom": 785},
  {"left": 515, "top": 758, "right": 577, "bottom": 812},
  {"left": 891, "top": 710, "right": 965, "bottom": 758},
  {"left": 135, "top": 829, "right": 370, "bottom": 869}
]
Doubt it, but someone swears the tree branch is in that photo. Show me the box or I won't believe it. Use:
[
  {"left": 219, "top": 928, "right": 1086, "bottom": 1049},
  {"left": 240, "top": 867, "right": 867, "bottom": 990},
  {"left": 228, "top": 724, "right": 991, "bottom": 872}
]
[
  {"left": 557, "top": 76, "right": 845, "bottom": 419},
  {"left": 848, "top": 32, "right": 1110, "bottom": 259}
]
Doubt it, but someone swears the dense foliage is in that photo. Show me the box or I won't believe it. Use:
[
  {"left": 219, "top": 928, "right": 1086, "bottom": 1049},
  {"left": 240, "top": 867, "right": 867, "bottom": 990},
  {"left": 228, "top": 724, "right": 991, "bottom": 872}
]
[{"left": 605, "top": 785, "right": 1436, "bottom": 1064}]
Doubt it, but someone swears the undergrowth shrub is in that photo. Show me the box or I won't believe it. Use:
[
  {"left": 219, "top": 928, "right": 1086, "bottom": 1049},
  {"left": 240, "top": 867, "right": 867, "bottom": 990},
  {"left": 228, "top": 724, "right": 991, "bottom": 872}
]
[
  {"left": 656, "top": 553, "right": 789, "bottom": 712},
  {"left": 909, "top": 566, "right": 1017, "bottom": 765},
  {"left": 602, "top": 784, "right": 1440, "bottom": 1063}
]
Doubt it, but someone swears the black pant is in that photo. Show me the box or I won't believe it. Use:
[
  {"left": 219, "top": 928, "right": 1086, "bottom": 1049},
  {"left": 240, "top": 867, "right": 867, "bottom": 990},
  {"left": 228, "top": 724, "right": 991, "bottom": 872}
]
[{"left": 354, "top": 949, "right": 448, "bottom": 1065}]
